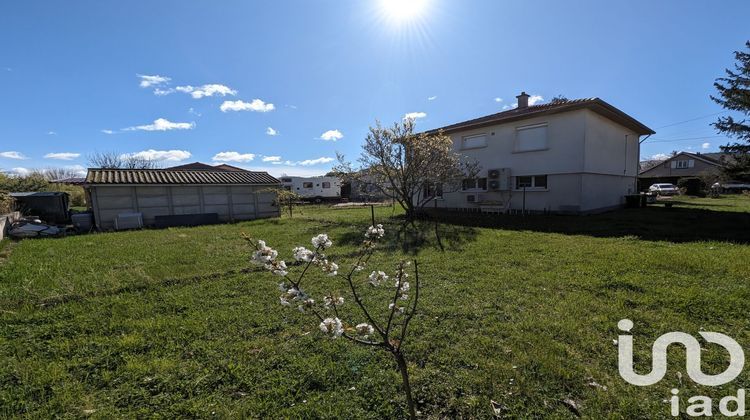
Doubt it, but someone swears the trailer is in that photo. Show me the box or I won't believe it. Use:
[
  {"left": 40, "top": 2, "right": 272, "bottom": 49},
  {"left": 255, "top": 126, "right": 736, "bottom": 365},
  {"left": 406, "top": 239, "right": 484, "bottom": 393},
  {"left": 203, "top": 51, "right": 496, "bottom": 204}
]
[{"left": 280, "top": 176, "right": 342, "bottom": 201}]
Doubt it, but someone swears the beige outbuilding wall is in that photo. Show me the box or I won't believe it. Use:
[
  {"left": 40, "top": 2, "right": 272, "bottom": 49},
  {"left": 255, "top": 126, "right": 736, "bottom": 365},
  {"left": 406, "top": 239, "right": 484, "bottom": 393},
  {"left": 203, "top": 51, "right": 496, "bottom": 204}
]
[{"left": 89, "top": 184, "right": 279, "bottom": 230}]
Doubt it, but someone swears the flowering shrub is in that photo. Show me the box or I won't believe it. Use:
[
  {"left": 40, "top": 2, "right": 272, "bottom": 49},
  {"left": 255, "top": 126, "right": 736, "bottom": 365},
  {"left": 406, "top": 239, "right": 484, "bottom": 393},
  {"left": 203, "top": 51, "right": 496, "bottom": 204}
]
[{"left": 245, "top": 223, "right": 420, "bottom": 419}]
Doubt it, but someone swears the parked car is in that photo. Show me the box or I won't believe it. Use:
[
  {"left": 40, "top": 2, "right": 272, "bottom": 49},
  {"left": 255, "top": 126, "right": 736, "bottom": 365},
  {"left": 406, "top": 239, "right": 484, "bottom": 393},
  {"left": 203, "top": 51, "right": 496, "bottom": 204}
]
[{"left": 648, "top": 183, "right": 680, "bottom": 196}]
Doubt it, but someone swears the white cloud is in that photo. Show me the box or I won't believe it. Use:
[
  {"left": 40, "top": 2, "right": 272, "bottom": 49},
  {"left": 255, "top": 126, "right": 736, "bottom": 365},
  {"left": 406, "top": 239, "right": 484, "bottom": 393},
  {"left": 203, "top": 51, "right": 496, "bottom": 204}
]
[
  {"left": 10, "top": 167, "right": 30, "bottom": 176},
  {"left": 494, "top": 97, "right": 503, "bottom": 103},
  {"left": 648, "top": 153, "right": 671, "bottom": 161},
  {"left": 428, "top": 95, "right": 438, "bottom": 101},
  {"left": 528, "top": 95, "right": 544, "bottom": 105},
  {"left": 47, "top": 131, "right": 57, "bottom": 135},
  {"left": 297, "top": 157, "right": 335, "bottom": 166},
  {"left": 44, "top": 152, "right": 80, "bottom": 160},
  {"left": 266, "top": 127, "right": 278, "bottom": 136},
  {"left": 122, "top": 149, "right": 192, "bottom": 162},
  {"left": 175, "top": 84, "right": 237, "bottom": 99},
  {"left": 262, "top": 155, "right": 281, "bottom": 162},
  {"left": 0, "top": 151, "right": 28, "bottom": 160},
  {"left": 502, "top": 104, "right": 514, "bottom": 110},
  {"left": 220, "top": 99, "right": 275, "bottom": 113},
  {"left": 702, "top": 142, "right": 711, "bottom": 150},
  {"left": 188, "top": 107, "right": 201, "bottom": 117},
  {"left": 123, "top": 118, "right": 195, "bottom": 132},
  {"left": 212, "top": 151, "right": 256, "bottom": 162},
  {"left": 138, "top": 74, "right": 170, "bottom": 88},
  {"left": 153, "top": 88, "right": 173, "bottom": 96},
  {"left": 403, "top": 112, "right": 427, "bottom": 121},
  {"left": 101, "top": 129, "right": 115, "bottom": 135},
  {"left": 320, "top": 129, "right": 343, "bottom": 141}
]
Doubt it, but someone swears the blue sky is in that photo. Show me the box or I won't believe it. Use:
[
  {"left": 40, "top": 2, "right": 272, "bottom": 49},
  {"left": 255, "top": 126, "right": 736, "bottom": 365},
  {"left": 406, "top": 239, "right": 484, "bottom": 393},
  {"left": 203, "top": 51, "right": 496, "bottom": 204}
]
[{"left": 1, "top": 0, "right": 748, "bottom": 177}]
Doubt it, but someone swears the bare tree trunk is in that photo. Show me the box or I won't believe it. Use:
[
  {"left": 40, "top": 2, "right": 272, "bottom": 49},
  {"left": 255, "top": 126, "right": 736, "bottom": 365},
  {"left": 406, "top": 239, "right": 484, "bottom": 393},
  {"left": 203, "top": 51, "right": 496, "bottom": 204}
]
[{"left": 393, "top": 350, "right": 417, "bottom": 420}]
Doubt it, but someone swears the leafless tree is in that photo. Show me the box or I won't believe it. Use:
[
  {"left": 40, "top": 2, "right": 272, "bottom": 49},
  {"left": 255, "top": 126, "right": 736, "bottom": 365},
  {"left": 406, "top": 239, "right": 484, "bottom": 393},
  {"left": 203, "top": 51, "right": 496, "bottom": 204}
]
[
  {"left": 335, "top": 119, "right": 479, "bottom": 219},
  {"left": 36, "top": 167, "right": 82, "bottom": 181},
  {"left": 87, "top": 151, "right": 160, "bottom": 169}
]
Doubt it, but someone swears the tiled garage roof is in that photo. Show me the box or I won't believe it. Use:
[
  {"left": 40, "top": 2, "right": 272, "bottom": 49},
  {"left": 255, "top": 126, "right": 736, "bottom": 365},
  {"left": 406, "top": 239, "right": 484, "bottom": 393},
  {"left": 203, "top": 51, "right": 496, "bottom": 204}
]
[{"left": 86, "top": 168, "right": 280, "bottom": 185}]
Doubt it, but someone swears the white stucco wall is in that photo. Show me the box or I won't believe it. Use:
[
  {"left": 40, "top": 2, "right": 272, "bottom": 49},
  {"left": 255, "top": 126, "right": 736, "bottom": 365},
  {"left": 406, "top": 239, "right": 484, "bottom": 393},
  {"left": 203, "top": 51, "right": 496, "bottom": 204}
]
[{"left": 433, "top": 108, "right": 642, "bottom": 213}]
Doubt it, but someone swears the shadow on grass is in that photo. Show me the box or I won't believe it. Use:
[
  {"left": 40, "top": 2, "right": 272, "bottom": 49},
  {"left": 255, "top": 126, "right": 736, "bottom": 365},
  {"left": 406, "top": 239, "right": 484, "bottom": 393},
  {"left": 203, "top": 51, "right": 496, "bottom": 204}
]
[
  {"left": 421, "top": 205, "right": 750, "bottom": 244},
  {"left": 331, "top": 217, "right": 480, "bottom": 255}
]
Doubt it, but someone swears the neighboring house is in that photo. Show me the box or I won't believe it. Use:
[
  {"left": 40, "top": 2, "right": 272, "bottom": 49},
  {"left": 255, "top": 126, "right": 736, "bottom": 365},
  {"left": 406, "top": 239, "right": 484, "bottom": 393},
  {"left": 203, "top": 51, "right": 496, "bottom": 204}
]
[
  {"left": 168, "top": 162, "right": 246, "bottom": 172},
  {"left": 345, "top": 170, "right": 392, "bottom": 202},
  {"left": 423, "top": 92, "right": 654, "bottom": 214},
  {"left": 85, "top": 168, "right": 280, "bottom": 230},
  {"left": 280, "top": 176, "right": 342, "bottom": 200},
  {"left": 638, "top": 152, "right": 727, "bottom": 189}
]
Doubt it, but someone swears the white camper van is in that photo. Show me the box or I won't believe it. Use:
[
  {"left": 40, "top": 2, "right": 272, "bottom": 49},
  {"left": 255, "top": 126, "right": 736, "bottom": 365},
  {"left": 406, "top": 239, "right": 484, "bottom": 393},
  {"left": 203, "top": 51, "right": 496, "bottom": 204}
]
[{"left": 280, "top": 176, "right": 342, "bottom": 201}]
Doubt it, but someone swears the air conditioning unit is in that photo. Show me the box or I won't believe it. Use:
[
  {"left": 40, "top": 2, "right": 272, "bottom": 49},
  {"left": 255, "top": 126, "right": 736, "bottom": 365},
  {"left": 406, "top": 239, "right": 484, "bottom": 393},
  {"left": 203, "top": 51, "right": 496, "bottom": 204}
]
[
  {"left": 488, "top": 168, "right": 511, "bottom": 191},
  {"left": 115, "top": 212, "right": 143, "bottom": 230}
]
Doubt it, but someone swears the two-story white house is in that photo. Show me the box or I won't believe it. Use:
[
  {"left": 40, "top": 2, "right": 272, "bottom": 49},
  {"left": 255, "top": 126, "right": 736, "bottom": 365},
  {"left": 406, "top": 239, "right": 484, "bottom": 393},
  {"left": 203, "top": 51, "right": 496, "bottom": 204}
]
[{"left": 425, "top": 92, "right": 655, "bottom": 214}]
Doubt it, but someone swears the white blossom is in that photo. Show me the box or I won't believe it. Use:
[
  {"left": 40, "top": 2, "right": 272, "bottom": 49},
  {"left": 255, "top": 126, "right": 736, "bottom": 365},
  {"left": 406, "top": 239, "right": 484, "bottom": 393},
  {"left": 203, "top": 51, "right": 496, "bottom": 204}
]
[
  {"left": 292, "top": 246, "right": 314, "bottom": 262},
  {"left": 368, "top": 271, "right": 388, "bottom": 287},
  {"left": 324, "top": 295, "right": 344, "bottom": 308},
  {"left": 389, "top": 303, "right": 405, "bottom": 314},
  {"left": 365, "top": 224, "right": 385, "bottom": 239},
  {"left": 316, "top": 259, "right": 338, "bottom": 276},
  {"left": 252, "top": 240, "right": 278, "bottom": 265},
  {"left": 355, "top": 323, "right": 375, "bottom": 338},
  {"left": 319, "top": 317, "right": 344, "bottom": 338},
  {"left": 267, "top": 260, "right": 288, "bottom": 277},
  {"left": 298, "top": 298, "right": 315, "bottom": 313},
  {"left": 311, "top": 234, "right": 333, "bottom": 249}
]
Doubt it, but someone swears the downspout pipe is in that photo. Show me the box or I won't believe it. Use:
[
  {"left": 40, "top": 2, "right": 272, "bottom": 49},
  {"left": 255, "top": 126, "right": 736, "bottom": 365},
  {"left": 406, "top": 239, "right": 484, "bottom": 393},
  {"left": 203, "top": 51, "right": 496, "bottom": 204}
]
[{"left": 636, "top": 134, "right": 653, "bottom": 192}]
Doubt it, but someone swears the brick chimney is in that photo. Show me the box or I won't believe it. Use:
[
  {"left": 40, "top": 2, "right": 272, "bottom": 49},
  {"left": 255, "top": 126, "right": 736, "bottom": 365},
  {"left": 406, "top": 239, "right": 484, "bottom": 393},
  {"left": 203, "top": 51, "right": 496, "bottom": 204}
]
[{"left": 516, "top": 91, "right": 530, "bottom": 109}]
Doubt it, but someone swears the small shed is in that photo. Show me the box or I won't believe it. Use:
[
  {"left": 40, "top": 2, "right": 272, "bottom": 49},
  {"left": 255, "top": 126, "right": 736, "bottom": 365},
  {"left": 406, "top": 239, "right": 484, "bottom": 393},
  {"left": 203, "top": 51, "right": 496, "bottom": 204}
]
[
  {"left": 9, "top": 192, "right": 70, "bottom": 224},
  {"left": 85, "top": 168, "right": 281, "bottom": 230}
]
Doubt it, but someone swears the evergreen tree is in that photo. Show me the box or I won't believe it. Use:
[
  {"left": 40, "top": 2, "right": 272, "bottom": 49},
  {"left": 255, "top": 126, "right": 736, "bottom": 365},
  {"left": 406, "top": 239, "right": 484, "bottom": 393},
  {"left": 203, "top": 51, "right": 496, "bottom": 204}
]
[{"left": 711, "top": 41, "right": 750, "bottom": 181}]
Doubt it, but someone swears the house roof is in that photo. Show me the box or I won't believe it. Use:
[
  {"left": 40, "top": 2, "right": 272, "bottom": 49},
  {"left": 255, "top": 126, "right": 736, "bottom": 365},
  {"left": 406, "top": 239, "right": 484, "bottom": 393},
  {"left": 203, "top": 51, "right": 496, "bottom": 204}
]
[
  {"left": 49, "top": 177, "right": 87, "bottom": 185},
  {"left": 639, "top": 151, "right": 726, "bottom": 176},
  {"left": 167, "top": 162, "right": 250, "bottom": 172},
  {"left": 426, "top": 98, "right": 655, "bottom": 136},
  {"left": 213, "top": 164, "right": 247, "bottom": 172},
  {"left": 85, "top": 168, "right": 279, "bottom": 185}
]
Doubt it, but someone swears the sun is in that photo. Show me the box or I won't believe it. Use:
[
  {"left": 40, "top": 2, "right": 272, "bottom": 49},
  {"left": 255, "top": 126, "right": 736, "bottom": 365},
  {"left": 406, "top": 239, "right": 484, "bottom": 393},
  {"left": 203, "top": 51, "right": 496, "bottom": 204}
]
[{"left": 380, "top": 0, "right": 429, "bottom": 22}]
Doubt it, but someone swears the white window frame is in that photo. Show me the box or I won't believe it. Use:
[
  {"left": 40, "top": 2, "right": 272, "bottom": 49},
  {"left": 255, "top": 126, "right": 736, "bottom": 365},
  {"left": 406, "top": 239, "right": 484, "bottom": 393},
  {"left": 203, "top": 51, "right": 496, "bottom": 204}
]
[
  {"left": 462, "top": 177, "right": 488, "bottom": 192},
  {"left": 514, "top": 123, "right": 549, "bottom": 153},
  {"left": 461, "top": 134, "right": 488, "bottom": 150},
  {"left": 514, "top": 175, "right": 548, "bottom": 191}
]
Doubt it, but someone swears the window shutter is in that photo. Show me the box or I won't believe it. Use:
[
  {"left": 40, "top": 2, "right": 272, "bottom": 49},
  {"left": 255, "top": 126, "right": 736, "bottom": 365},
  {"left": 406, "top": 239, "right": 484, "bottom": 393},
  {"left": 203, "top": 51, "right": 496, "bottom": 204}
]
[
  {"left": 670, "top": 161, "right": 677, "bottom": 169},
  {"left": 516, "top": 125, "right": 548, "bottom": 152},
  {"left": 688, "top": 159, "right": 695, "bottom": 168}
]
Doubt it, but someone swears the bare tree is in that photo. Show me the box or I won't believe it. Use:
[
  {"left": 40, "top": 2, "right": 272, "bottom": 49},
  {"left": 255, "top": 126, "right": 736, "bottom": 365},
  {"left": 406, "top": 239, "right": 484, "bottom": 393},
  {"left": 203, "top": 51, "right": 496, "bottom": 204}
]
[
  {"left": 336, "top": 119, "right": 478, "bottom": 219},
  {"left": 37, "top": 167, "right": 82, "bottom": 181},
  {"left": 88, "top": 151, "right": 160, "bottom": 169}
]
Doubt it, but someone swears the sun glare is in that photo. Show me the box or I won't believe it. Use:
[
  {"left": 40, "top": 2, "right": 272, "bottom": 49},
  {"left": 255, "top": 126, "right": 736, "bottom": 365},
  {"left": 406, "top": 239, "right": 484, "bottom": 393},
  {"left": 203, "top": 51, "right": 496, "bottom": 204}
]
[{"left": 380, "top": 0, "right": 429, "bottom": 22}]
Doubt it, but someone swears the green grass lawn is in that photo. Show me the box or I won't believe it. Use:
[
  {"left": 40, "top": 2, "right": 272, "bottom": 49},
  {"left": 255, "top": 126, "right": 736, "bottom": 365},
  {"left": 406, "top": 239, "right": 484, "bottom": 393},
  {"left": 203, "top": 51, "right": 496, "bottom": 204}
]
[{"left": 1, "top": 196, "right": 750, "bottom": 418}]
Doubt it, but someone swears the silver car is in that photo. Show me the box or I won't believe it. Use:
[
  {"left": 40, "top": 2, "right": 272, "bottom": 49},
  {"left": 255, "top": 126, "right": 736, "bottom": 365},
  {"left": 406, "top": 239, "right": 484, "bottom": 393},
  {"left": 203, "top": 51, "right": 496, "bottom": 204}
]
[{"left": 648, "top": 183, "right": 680, "bottom": 196}]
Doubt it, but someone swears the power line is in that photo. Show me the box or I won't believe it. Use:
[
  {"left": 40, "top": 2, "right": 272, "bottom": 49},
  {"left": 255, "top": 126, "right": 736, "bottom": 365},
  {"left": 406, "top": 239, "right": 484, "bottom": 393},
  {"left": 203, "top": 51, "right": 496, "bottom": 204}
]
[
  {"left": 653, "top": 111, "right": 728, "bottom": 130},
  {"left": 645, "top": 135, "right": 726, "bottom": 144}
]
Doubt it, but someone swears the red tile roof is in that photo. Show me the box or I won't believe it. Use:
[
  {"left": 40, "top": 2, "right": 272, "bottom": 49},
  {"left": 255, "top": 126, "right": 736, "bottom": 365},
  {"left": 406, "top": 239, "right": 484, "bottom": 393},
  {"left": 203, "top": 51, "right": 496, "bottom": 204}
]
[
  {"left": 426, "top": 98, "right": 655, "bottom": 136},
  {"left": 85, "top": 168, "right": 279, "bottom": 185}
]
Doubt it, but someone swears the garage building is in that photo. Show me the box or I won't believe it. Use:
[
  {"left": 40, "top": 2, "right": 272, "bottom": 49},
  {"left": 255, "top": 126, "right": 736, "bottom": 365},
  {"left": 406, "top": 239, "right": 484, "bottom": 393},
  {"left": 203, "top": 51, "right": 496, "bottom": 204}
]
[{"left": 85, "top": 168, "right": 281, "bottom": 230}]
